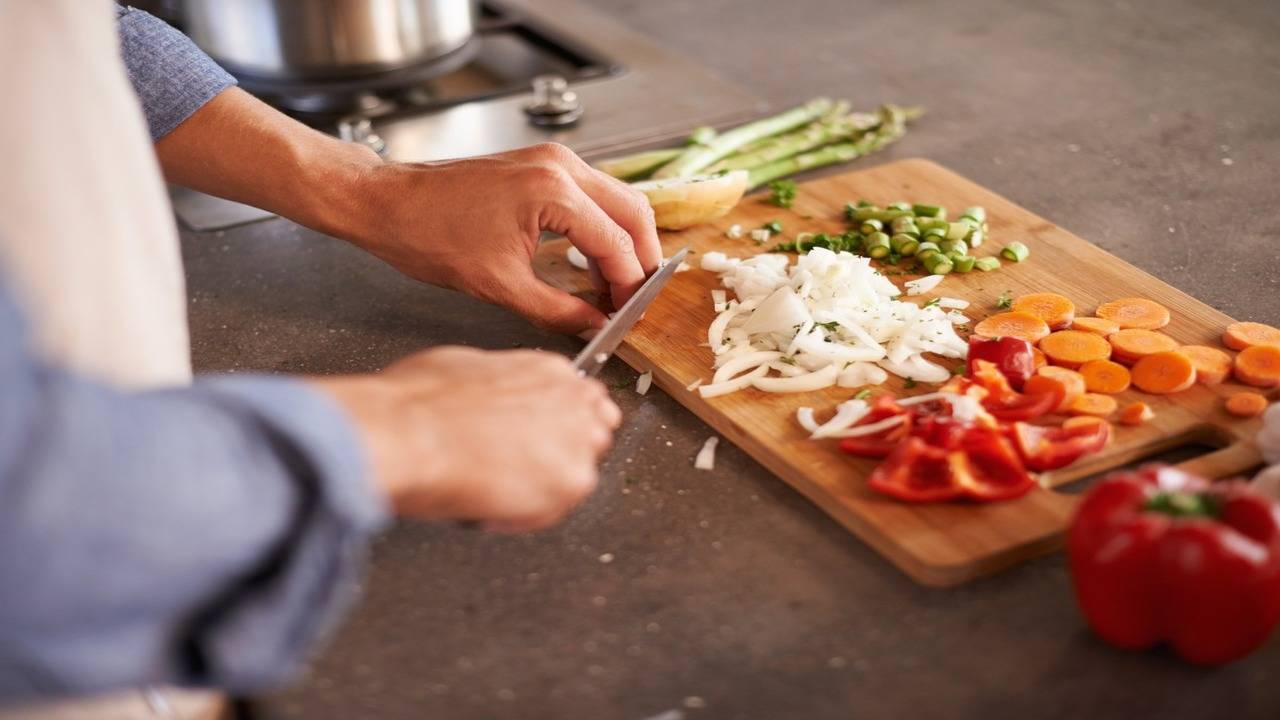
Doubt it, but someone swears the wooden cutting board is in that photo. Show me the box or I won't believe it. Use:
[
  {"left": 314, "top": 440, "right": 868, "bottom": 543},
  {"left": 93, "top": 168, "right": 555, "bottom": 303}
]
[{"left": 533, "top": 159, "right": 1270, "bottom": 587}]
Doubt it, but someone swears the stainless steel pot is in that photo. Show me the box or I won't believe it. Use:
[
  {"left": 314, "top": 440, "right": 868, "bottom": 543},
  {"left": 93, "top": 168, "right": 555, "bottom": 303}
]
[{"left": 182, "top": 0, "right": 475, "bottom": 81}]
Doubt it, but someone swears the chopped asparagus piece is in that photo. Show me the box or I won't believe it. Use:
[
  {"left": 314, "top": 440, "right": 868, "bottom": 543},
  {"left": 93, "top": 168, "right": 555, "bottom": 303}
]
[
  {"left": 1001, "top": 242, "right": 1030, "bottom": 262},
  {"left": 888, "top": 201, "right": 912, "bottom": 212},
  {"left": 864, "top": 231, "right": 892, "bottom": 258},
  {"left": 912, "top": 203, "right": 946, "bottom": 219},
  {"left": 951, "top": 254, "right": 977, "bottom": 273},
  {"left": 860, "top": 218, "right": 884, "bottom": 235},
  {"left": 974, "top": 256, "right": 1001, "bottom": 272},
  {"left": 687, "top": 126, "right": 718, "bottom": 146},
  {"left": 890, "top": 215, "right": 920, "bottom": 236},
  {"left": 960, "top": 206, "right": 987, "bottom": 223},
  {"left": 939, "top": 238, "right": 969, "bottom": 256},
  {"left": 915, "top": 241, "right": 942, "bottom": 260},
  {"left": 890, "top": 233, "right": 920, "bottom": 256},
  {"left": 922, "top": 253, "right": 954, "bottom": 274}
]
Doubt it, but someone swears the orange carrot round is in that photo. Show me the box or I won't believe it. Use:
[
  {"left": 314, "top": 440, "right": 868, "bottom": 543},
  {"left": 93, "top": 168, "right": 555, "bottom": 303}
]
[
  {"left": 1069, "top": 392, "right": 1119, "bottom": 417},
  {"left": 1079, "top": 359, "right": 1131, "bottom": 394},
  {"left": 1096, "top": 297, "right": 1171, "bottom": 330},
  {"left": 1031, "top": 347, "right": 1048, "bottom": 371},
  {"left": 1071, "top": 317, "right": 1120, "bottom": 336},
  {"left": 1233, "top": 345, "right": 1280, "bottom": 388},
  {"left": 1038, "top": 330, "right": 1112, "bottom": 368},
  {"left": 1131, "top": 351, "right": 1197, "bottom": 394},
  {"left": 1222, "top": 321, "right": 1280, "bottom": 351},
  {"left": 973, "top": 311, "right": 1051, "bottom": 343},
  {"left": 1012, "top": 293, "right": 1076, "bottom": 331},
  {"left": 1118, "top": 401, "right": 1154, "bottom": 426},
  {"left": 1225, "top": 392, "right": 1269, "bottom": 418},
  {"left": 1063, "top": 416, "right": 1111, "bottom": 433},
  {"left": 1108, "top": 329, "right": 1179, "bottom": 365},
  {"left": 1178, "top": 345, "right": 1233, "bottom": 386}
]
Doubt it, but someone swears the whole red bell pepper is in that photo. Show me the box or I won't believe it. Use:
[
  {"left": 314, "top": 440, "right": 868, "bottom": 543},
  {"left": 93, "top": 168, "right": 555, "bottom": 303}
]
[{"left": 1068, "top": 465, "right": 1280, "bottom": 665}]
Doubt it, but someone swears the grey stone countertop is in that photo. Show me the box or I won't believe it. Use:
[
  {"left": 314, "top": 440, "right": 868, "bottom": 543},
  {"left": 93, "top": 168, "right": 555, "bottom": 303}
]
[{"left": 182, "top": 0, "right": 1280, "bottom": 717}]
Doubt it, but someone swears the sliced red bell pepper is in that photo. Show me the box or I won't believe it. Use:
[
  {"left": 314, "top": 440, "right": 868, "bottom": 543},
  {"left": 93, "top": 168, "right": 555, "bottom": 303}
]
[
  {"left": 967, "top": 336, "right": 1037, "bottom": 390},
  {"left": 1009, "top": 420, "right": 1111, "bottom": 472},
  {"left": 1068, "top": 465, "right": 1280, "bottom": 665},
  {"left": 838, "top": 396, "right": 912, "bottom": 459},
  {"left": 867, "top": 424, "right": 1037, "bottom": 503},
  {"left": 971, "top": 359, "right": 1056, "bottom": 422}
]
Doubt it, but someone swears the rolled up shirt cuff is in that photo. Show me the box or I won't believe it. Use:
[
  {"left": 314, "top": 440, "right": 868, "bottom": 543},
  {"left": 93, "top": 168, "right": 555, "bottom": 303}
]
[{"left": 116, "top": 5, "right": 238, "bottom": 140}]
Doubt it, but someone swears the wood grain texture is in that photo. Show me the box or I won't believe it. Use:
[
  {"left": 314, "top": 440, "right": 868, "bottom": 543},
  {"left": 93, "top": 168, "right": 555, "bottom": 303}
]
[{"left": 534, "top": 159, "right": 1270, "bottom": 587}]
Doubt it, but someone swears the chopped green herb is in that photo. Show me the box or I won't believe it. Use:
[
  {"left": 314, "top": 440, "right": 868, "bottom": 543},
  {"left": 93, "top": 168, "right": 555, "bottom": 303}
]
[
  {"left": 904, "top": 377, "right": 918, "bottom": 389},
  {"left": 923, "top": 298, "right": 941, "bottom": 308},
  {"left": 764, "top": 219, "right": 783, "bottom": 234},
  {"left": 816, "top": 321, "right": 841, "bottom": 332},
  {"left": 766, "top": 179, "right": 798, "bottom": 208},
  {"left": 854, "top": 389, "right": 873, "bottom": 401},
  {"left": 996, "top": 291, "right": 1013, "bottom": 309},
  {"left": 952, "top": 364, "right": 967, "bottom": 375}
]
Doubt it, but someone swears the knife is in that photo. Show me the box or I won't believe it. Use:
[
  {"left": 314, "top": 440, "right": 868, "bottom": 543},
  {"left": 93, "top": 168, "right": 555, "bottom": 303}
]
[{"left": 572, "top": 246, "right": 689, "bottom": 376}]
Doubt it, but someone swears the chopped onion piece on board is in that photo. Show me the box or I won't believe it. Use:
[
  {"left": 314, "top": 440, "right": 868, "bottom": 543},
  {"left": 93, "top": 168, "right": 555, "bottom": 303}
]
[{"left": 904, "top": 274, "right": 944, "bottom": 295}]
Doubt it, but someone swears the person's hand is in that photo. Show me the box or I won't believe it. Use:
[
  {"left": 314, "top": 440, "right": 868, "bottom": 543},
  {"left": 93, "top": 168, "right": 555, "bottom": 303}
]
[
  {"left": 312, "top": 346, "right": 619, "bottom": 532},
  {"left": 347, "top": 143, "right": 662, "bottom": 335}
]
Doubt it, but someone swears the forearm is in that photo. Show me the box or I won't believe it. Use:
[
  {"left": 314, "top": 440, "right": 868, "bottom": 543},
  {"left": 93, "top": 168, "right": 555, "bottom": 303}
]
[
  {"left": 155, "top": 88, "right": 382, "bottom": 241},
  {"left": 0, "top": 284, "right": 387, "bottom": 700}
]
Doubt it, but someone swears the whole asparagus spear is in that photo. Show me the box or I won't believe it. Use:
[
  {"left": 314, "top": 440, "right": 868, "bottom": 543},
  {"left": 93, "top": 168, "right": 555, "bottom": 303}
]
[
  {"left": 651, "top": 98, "right": 834, "bottom": 179},
  {"left": 594, "top": 148, "right": 683, "bottom": 181},
  {"left": 709, "top": 111, "right": 881, "bottom": 172},
  {"left": 745, "top": 105, "right": 913, "bottom": 190},
  {"left": 731, "top": 101, "right": 851, "bottom": 156}
]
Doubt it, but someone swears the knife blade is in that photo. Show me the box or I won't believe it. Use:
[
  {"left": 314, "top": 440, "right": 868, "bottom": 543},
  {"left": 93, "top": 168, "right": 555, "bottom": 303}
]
[{"left": 572, "top": 246, "right": 689, "bottom": 376}]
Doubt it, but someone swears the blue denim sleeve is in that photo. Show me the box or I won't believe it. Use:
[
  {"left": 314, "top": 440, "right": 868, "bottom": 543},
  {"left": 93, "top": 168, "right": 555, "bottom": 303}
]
[
  {"left": 115, "top": 5, "right": 238, "bottom": 140},
  {"left": 0, "top": 279, "right": 388, "bottom": 702}
]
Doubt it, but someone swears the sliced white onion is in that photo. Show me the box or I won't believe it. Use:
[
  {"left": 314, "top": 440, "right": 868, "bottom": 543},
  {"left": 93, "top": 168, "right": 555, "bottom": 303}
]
[
  {"left": 904, "top": 274, "right": 944, "bottom": 296},
  {"left": 685, "top": 377, "right": 704, "bottom": 392},
  {"left": 635, "top": 371, "right": 653, "bottom": 395},
  {"left": 938, "top": 297, "right": 969, "bottom": 310},
  {"left": 837, "top": 362, "right": 889, "bottom": 388},
  {"left": 712, "top": 351, "right": 783, "bottom": 384},
  {"left": 826, "top": 413, "right": 907, "bottom": 439},
  {"left": 694, "top": 436, "right": 720, "bottom": 470},
  {"left": 566, "top": 246, "right": 589, "bottom": 270},
  {"left": 769, "top": 360, "right": 807, "bottom": 377},
  {"left": 711, "top": 289, "right": 727, "bottom": 312},
  {"left": 752, "top": 363, "right": 839, "bottom": 393},
  {"left": 675, "top": 261, "right": 692, "bottom": 273},
  {"left": 811, "top": 399, "right": 872, "bottom": 438},
  {"left": 699, "top": 365, "right": 768, "bottom": 398},
  {"left": 700, "top": 251, "right": 740, "bottom": 273},
  {"left": 878, "top": 355, "right": 952, "bottom": 384},
  {"left": 796, "top": 407, "right": 821, "bottom": 434}
]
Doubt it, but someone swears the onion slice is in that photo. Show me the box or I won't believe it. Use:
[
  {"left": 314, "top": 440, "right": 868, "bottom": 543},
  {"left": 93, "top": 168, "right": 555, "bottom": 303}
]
[
  {"left": 694, "top": 436, "right": 720, "bottom": 470},
  {"left": 699, "top": 365, "right": 768, "bottom": 398},
  {"left": 636, "top": 371, "right": 653, "bottom": 395}
]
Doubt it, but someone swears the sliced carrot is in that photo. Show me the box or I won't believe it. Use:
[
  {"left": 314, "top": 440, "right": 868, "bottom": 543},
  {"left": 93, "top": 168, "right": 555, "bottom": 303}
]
[
  {"left": 1178, "top": 345, "right": 1232, "bottom": 386},
  {"left": 1079, "top": 359, "right": 1131, "bottom": 394},
  {"left": 1096, "top": 297, "right": 1171, "bottom": 330},
  {"left": 1071, "top": 316, "right": 1120, "bottom": 336},
  {"left": 1038, "top": 330, "right": 1112, "bottom": 368},
  {"left": 973, "top": 311, "right": 1051, "bottom": 343},
  {"left": 1131, "top": 351, "right": 1197, "bottom": 394},
  {"left": 1031, "top": 347, "right": 1048, "bottom": 371},
  {"left": 1012, "top": 293, "right": 1076, "bottom": 331},
  {"left": 1108, "top": 329, "right": 1179, "bottom": 365},
  {"left": 1233, "top": 345, "right": 1280, "bottom": 388},
  {"left": 1063, "top": 415, "right": 1110, "bottom": 433},
  {"left": 1222, "top": 321, "right": 1280, "bottom": 351},
  {"left": 1026, "top": 366, "right": 1086, "bottom": 412},
  {"left": 1069, "top": 392, "right": 1119, "bottom": 417},
  {"left": 1118, "top": 401, "right": 1154, "bottom": 426},
  {"left": 1225, "top": 392, "right": 1269, "bottom": 418}
]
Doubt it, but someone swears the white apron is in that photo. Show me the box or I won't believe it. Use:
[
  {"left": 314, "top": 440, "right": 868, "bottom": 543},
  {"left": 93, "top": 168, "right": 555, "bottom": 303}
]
[{"left": 0, "top": 1, "right": 219, "bottom": 717}]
